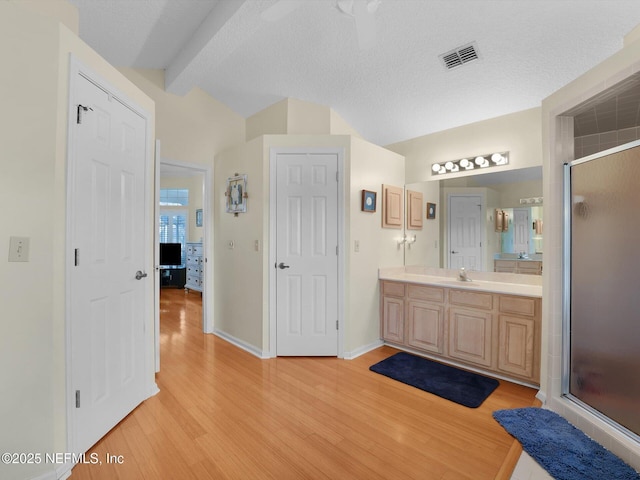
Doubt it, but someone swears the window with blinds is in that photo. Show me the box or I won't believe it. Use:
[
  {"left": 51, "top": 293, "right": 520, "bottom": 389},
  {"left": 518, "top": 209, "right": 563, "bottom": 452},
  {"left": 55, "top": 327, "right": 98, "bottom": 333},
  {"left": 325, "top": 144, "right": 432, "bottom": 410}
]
[
  {"left": 159, "top": 209, "right": 187, "bottom": 265},
  {"left": 160, "top": 188, "right": 189, "bottom": 206}
]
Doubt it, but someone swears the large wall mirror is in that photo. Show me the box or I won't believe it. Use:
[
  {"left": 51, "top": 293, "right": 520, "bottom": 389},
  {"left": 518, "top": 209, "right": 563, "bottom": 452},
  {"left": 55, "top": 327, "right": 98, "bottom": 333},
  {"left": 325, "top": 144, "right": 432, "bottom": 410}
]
[{"left": 404, "top": 166, "right": 543, "bottom": 274}]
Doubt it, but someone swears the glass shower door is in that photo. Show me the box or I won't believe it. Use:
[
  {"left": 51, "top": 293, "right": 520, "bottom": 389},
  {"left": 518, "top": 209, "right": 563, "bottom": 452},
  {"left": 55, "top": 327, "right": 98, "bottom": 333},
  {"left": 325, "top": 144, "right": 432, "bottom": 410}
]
[{"left": 566, "top": 141, "right": 640, "bottom": 439}]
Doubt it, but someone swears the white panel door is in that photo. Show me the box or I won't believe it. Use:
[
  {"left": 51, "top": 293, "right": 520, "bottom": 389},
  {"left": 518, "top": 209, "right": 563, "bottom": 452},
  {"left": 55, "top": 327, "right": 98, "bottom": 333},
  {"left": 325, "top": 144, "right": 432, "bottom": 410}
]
[
  {"left": 513, "top": 208, "right": 530, "bottom": 254},
  {"left": 449, "top": 195, "right": 483, "bottom": 270},
  {"left": 276, "top": 153, "right": 338, "bottom": 356},
  {"left": 70, "top": 73, "right": 147, "bottom": 454}
]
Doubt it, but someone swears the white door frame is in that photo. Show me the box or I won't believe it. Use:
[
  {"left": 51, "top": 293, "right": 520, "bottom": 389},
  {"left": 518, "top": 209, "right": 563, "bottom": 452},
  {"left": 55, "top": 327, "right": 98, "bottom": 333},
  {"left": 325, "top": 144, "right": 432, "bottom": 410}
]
[
  {"left": 268, "top": 147, "right": 345, "bottom": 358},
  {"left": 155, "top": 156, "right": 214, "bottom": 370},
  {"left": 65, "top": 55, "right": 156, "bottom": 457}
]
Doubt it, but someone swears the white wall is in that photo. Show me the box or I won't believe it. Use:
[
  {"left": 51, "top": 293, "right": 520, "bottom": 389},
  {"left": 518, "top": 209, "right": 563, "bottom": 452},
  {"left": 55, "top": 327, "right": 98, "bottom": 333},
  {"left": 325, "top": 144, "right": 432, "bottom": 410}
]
[{"left": 0, "top": 3, "right": 156, "bottom": 479}]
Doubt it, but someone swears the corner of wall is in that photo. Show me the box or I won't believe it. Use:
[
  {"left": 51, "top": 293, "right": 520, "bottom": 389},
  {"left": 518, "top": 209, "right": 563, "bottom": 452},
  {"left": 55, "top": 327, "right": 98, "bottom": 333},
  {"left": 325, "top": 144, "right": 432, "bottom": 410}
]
[
  {"left": 624, "top": 23, "right": 640, "bottom": 47},
  {"left": 246, "top": 99, "right": 289, "bottom": 142}
]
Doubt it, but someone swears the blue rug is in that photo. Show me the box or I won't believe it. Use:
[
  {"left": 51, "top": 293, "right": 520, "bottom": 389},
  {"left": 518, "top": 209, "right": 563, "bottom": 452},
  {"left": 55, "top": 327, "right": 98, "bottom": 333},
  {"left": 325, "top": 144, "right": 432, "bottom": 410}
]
[
  {"left": 369, "top": 352, "right": 499, "bottom": 408},
  {"left": 493, "top": 407, "right": 640, "bottom": 480}
]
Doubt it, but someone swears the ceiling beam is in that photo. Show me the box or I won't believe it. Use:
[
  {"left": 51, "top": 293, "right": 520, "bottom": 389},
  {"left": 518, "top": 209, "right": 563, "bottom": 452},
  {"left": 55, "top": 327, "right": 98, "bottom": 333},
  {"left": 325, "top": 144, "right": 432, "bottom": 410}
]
[{"left": 166, "top": 0, "right": 276, "bottom": 96}]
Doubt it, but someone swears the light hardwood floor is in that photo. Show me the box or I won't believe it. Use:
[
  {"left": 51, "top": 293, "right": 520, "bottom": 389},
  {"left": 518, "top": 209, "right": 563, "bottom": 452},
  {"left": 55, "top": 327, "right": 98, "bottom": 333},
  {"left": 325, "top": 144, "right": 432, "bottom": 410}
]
[{"left": 71, "top": 288, "right": 537, "bottom": 480}]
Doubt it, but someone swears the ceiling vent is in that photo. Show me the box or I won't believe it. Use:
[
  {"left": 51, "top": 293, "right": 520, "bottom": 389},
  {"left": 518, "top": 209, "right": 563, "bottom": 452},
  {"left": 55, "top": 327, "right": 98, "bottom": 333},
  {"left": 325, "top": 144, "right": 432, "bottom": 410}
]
[{"left": 439, "top": 42, "right": 479, "bottom": 70}]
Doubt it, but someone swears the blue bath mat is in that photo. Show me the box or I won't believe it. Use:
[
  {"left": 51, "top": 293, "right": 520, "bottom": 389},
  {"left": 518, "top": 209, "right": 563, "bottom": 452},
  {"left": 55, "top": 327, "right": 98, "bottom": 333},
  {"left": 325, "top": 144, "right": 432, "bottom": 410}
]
[
  {"left": 493, "top": 407, "right": 640, "bottom": 480},
  {"left": 369, "top": 352, "right": 499, "bottom": 408}
]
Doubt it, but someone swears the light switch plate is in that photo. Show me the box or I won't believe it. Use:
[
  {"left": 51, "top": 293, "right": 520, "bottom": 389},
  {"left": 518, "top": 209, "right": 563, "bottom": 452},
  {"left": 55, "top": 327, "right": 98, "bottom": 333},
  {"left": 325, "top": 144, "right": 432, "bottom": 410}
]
[{"left": 9, "top": 236, "right": 30, "bottom": 262}]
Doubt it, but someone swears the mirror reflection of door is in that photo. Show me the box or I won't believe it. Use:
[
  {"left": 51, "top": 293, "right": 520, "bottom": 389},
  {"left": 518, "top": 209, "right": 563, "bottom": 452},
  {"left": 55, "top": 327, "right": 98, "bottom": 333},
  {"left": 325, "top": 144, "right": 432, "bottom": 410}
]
[
  {"left": 448, "top": 195, "right": 483, "bottom": 270},
  {"left": 513, "top": 208, "right": 530, "bottom": 254}
]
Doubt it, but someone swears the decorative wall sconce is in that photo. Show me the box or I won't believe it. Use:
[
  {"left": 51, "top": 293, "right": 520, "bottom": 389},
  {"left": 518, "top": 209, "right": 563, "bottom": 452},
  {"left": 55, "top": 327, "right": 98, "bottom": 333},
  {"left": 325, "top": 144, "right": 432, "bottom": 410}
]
[
  {"left": 397, "top": 234, "right": 417, "bottom": 246},
  {"left": 431, "top": 151, "right": 509, "bottom": 176}
]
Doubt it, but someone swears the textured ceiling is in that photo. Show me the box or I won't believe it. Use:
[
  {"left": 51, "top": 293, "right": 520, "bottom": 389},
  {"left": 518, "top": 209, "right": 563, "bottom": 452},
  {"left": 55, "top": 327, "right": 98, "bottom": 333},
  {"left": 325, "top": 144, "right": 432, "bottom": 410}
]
[{"left": 69, "top": 0, "right": 640, "bottom": 146}]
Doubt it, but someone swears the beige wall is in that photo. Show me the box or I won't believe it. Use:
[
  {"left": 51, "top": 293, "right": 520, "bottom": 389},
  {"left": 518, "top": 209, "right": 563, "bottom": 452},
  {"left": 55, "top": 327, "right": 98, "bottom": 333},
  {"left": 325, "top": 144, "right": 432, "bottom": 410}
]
[
  {"left": 246, "top": 98, "right": 365, "bottom": 142},
  {"left": 213, "top": 132, "right": 405, "bottom": 357},
  {"left": 347, "top": 136, "right": 405, "bottom": 354},
  {"left": 542, "top": 23, "right": 640, "bottom": 470},
  {"left": 213, "top": 137, "right": 266, "bottom": 351},
  {"left": 0, "top": 2, "right": 156, "bottom": 479},
  {"left": 388, "top": 107, "right": 542, "bottom": 184},
  {"left": 118, "top": 68, "right": 245, "bottom": 164}
]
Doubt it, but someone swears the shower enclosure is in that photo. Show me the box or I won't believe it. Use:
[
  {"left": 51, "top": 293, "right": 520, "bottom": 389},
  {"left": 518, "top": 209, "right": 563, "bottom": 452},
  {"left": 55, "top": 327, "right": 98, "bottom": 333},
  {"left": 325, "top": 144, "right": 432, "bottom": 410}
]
[{"left": 564, "top": 139, "right": 640, "bottom": 440}]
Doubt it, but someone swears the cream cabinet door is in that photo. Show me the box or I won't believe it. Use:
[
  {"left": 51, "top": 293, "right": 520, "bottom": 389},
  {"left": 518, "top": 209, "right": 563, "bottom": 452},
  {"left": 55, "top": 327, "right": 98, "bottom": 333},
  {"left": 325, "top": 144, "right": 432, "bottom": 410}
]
[
  {"left": 382, "top": 296, "right": 404, "bottom": 343},
  {"left": 498, "top": 315, "right": 535, "bottom": 380},
  {"left": 448, "top": 307, "right": 493, "bottom": 368},
  {"left": 407, "top": 300, "right": 444, "bottom": 354}
]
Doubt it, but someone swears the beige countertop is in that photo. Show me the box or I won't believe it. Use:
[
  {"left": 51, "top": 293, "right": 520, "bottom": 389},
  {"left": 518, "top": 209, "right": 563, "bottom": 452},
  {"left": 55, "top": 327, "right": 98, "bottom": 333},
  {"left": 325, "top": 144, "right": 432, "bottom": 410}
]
[{"left": 379, "top": 267, "right": 542, "bottom": 298}]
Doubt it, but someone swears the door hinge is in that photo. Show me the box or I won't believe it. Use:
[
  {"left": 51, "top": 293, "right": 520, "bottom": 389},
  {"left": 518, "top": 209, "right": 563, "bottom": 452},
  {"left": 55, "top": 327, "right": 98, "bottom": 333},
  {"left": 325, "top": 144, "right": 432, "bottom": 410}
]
[
  {"left": 336, "top": 245, "right": 339, "bottom": 255},
  {"left": 336, "top": 320, "right": 339, "bottom": 330},
  {"left": 75, "top": 390, "right": 81, "bottom": 408},
  {"left": 336, "top": 171, "right": 339, "bottom": 182},
  {"left": 74, "top": 248, "right": 79, "bottom": 266}
]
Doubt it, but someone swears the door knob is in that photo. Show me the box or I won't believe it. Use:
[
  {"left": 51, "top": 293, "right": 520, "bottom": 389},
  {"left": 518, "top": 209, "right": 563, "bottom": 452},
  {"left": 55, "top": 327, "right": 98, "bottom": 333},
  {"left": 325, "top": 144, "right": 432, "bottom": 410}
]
[
  {"left": 135, "top": 270, "right": 148, "bottom": 280},
  {"left": 451, "top": 251, "right": 460, "bottom": 254},
  {"left": 277, "top": 262, "right": 290, "bottom": 270}
]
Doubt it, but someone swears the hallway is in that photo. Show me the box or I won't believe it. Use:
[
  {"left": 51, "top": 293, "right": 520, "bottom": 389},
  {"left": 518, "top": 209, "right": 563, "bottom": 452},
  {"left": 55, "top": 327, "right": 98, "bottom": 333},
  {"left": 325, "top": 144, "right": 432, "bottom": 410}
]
[{"left": 71, "top": 288, "right": 537, "bottom": 479}]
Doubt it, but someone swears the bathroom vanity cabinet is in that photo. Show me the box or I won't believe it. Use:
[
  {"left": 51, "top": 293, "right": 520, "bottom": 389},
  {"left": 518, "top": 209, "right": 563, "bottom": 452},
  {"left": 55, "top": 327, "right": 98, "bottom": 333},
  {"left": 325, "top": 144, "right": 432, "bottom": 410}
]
[
  {"left": 380, "top": 279, "right": 541, "bottom": 386},
  {"left": 494, "top": 259, "right": 542, "bottom": 275}
]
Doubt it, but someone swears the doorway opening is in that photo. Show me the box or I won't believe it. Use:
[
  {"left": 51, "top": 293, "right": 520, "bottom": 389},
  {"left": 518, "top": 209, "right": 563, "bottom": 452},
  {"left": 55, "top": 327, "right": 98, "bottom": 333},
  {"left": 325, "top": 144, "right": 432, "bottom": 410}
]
[{"left": 155, "top": 157, "right": 213, "bottom": 371}]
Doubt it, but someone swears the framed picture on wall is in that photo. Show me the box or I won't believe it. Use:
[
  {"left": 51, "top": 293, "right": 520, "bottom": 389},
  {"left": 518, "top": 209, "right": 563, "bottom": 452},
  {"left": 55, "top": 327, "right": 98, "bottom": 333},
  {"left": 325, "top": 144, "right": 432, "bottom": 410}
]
[
  {"left": 196, "top": 209, "right": 203, "bottom": 227},
  {"left": 225, "top": 174, "right": 248, "bottom": 214},
  {"left": 361, "top": 190, "right": 377, "bottom": 212},
  {"left": 426, "top": 202, "right": 436, "bottom": 219}
]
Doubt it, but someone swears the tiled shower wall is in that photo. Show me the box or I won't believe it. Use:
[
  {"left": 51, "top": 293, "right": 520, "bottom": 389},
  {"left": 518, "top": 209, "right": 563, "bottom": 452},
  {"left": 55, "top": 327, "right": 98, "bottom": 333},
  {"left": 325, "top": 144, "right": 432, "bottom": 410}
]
[{"left": 574, "top": 127, "right": 640, "bottom": 158}]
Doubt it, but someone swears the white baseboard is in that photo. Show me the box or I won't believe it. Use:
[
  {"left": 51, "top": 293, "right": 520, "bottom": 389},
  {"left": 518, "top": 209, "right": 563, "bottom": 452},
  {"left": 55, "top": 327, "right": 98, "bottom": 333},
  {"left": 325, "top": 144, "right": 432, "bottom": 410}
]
[
  {"left": 213, "top": 330, "right": 268, "bottom": 359},
  {"left": 343, "top": 339, "right": 384, "bottom": 359},
  {"left": 27, "top": 462, "right": 73, "bottom": 480}
]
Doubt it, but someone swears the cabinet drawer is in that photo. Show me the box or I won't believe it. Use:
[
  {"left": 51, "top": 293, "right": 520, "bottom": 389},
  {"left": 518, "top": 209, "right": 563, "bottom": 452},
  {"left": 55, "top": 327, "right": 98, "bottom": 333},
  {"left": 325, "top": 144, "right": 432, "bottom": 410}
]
[
  {"left": 449, "top": 289, "right": 493, "bottom": 310},
  {"left": 381, "top": 281, "right": 405, "bottom": 297},
  {"left": 499, "top": 295, "right": 537, "bottom": 317},
  {"left": 516, "top": 261, "right": 541, "bottom": 275},
  {"left": 494, "top": 260, "right": 516, "bottom": 272},
  {"left": 407, "top": 284, "right": 444, "bottom": 303}
]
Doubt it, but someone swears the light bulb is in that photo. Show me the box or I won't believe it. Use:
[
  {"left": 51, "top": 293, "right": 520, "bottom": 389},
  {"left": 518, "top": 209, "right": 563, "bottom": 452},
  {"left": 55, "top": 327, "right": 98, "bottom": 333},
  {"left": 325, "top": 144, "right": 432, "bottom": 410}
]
[
  {"left": 459, "top": 158, "right": 469, "bottom": 168},
  {"left": 475, "top": 156, "right": 485, "bottom": 166},
  {"left": 491, "top": 153, "right": 502, "bottom": 163},
  {"left": 432, "top": 163, "right": 441, "bottom": 173},
  {"left": 445, "top": 161, "right": 454, "bottom": 170}
]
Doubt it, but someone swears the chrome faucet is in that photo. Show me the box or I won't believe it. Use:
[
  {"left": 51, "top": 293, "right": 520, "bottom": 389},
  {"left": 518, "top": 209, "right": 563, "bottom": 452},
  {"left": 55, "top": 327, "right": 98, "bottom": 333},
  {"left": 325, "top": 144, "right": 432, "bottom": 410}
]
[{"left": 458, "top": 267, "right": 472, "bottom": 282}]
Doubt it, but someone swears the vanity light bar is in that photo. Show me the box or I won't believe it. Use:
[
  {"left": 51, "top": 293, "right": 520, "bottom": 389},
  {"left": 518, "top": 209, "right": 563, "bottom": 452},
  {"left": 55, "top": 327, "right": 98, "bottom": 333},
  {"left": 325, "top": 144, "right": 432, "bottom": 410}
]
[
  {"left": 520, "top": 197, "right": 543, "bottom": 205},
  {"left": 431, "top": 151, "right": 509, "bottom": 176}
]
